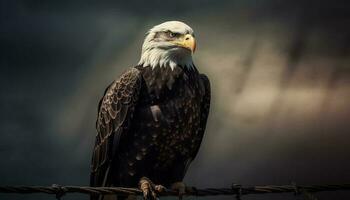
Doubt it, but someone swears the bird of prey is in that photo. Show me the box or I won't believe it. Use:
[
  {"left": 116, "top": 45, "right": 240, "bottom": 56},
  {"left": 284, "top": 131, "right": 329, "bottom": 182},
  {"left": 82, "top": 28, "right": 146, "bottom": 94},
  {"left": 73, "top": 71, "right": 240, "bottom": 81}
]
[{"left": 90, "top": 21, "right": 211, "bottom": 200}]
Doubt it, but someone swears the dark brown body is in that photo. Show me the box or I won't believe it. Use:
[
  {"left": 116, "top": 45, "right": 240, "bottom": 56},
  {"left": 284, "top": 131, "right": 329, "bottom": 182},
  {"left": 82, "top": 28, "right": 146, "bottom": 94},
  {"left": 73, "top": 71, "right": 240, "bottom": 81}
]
[{"left": 90, "top": 65, "right": 210, "bottom": 199}]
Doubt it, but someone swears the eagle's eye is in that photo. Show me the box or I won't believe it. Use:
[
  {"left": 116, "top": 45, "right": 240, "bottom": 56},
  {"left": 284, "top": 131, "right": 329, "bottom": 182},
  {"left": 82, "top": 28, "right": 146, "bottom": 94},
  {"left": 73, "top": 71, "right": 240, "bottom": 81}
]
[{"left": 167, "top": 31, "right": 178, "bottom": 38}]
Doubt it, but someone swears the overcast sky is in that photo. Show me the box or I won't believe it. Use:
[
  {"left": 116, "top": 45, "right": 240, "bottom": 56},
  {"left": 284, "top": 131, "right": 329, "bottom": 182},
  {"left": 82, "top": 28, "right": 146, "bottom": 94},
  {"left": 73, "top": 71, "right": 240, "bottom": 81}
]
[{"left": 1, "top": 1, "right": 350, "bottom": 200}]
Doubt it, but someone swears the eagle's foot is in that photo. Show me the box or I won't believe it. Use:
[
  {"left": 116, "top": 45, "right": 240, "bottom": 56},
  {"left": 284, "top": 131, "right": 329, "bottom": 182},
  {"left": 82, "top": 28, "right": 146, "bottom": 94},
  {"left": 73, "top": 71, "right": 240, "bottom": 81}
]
[
  {"left": 139, "top": 177, "right": 165, "bottom": 200},
  {"left": 171, "top": 182, "right": 187, "bottom": 200}
]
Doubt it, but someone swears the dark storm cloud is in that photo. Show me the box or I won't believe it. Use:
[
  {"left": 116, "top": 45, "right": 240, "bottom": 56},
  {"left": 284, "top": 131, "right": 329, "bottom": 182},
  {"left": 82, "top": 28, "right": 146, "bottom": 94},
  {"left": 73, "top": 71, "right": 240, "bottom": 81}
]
[{"left": 1, "top": 1, "right": 350, "bottom": 200}]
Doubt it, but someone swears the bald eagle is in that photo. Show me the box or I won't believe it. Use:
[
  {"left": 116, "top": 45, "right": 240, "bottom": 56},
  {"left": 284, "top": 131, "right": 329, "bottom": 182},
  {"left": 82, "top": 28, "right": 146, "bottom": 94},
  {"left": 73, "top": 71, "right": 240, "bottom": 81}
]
[{"left": 90, "top": 21, "right": 211, "bottom": 200}]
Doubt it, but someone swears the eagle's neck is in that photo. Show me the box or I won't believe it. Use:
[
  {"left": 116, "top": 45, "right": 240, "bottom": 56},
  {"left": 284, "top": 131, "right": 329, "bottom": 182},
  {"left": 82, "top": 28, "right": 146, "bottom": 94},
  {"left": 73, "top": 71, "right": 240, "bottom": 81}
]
[
  {"left": 136, "top": 65, "right": 198, "bottom": 100},
  {"left": 138, "top": 48, "right": 194, "bottom": 70}
]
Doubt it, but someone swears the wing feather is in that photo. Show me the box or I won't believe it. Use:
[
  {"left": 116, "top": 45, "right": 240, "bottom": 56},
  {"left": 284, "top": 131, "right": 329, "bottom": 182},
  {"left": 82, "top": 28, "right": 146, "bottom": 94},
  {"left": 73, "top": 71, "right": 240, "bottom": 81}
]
[
  {"left": 90, "top": 67, "right": 142, "bottom": 188},
  {"left": 191, "top": 74, "right": 211, "bottom": 160},
  {"left": 180, "top": 73, "right": 211, "bottom": 180}
]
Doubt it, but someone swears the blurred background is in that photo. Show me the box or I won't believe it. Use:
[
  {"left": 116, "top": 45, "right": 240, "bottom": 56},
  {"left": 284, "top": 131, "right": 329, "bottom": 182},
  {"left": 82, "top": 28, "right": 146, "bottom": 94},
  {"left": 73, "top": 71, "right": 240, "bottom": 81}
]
[{"left": 1, "top": 0, "right": 349, "bottom": 199}]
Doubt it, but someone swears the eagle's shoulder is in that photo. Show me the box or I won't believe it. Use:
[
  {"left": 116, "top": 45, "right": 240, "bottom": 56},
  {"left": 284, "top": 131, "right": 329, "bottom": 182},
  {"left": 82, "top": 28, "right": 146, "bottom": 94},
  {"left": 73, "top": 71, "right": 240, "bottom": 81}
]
[
  {"left": 120, "top": 67, "right": 142, "bottom": 82},
  {"left": 198, "top": 73, "right": 211, "bottom": 97},
  {"left": 96, "top": 67, "right": 142, "bottom": 133}
]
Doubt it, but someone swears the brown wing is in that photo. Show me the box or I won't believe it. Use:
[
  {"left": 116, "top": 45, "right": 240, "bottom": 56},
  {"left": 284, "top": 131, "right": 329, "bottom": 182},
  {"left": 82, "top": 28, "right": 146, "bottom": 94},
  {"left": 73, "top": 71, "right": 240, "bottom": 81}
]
[
  {"left": 90, "top": 67, "right": 142, "bottom": 187},
  {"left": 180, "top": 73, "right": 211, "bottom": 180},
  {"left": 191, "top": 74, "right": 211, "bottom": 160}
]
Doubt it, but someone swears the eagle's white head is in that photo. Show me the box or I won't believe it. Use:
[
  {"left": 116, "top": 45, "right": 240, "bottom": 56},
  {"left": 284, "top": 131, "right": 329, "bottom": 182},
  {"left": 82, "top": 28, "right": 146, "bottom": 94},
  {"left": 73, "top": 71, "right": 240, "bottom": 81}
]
[{"left": 138, "top": 21, "right": 196, "bottom": 70}]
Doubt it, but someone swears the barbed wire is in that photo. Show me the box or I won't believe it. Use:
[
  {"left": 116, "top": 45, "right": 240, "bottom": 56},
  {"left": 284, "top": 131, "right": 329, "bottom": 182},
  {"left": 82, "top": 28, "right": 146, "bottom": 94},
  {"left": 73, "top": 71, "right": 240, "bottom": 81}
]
[{"left": 0, "top": 183, "right": 349, "bottom": 199}]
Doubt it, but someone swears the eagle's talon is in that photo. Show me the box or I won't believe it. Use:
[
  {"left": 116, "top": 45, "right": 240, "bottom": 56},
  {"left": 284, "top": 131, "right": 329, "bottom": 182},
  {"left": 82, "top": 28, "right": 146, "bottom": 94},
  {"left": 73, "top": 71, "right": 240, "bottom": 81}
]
[
  {"left": 139, "top": 177, "right": 163, "bottom": 200},
  {"left": 155, "top": 185, "right": 166, "bottom": 193},
  {"left": 171, "top": 182, "right": 186, "bottom": 200}
]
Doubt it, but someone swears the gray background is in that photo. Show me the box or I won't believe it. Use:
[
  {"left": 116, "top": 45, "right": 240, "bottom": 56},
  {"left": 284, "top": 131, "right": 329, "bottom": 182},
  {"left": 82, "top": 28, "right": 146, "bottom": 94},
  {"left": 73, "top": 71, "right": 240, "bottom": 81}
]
[{"left": 1, "top": 0, "right": 350, "bottom": 199}]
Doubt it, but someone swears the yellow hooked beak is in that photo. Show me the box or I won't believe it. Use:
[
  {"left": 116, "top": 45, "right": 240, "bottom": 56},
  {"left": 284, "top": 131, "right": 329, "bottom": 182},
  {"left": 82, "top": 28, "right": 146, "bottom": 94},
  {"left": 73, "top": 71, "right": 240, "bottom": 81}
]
[{"left": 172, "top": 34, "right": 196, "bottom": 53}]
